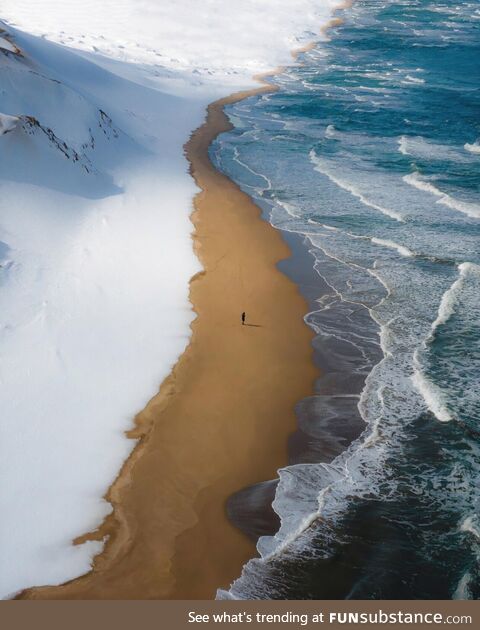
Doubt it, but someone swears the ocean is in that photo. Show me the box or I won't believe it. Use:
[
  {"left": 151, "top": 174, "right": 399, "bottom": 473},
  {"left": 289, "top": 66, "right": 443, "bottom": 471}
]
[{"left": 212, "top": 0, "right": 480, "bottom": 599}]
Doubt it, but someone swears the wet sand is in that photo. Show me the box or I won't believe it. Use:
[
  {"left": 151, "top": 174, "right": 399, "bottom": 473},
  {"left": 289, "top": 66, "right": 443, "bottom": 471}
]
[{"left": 20, "top": 84, "right": 318, "bottom": 600}]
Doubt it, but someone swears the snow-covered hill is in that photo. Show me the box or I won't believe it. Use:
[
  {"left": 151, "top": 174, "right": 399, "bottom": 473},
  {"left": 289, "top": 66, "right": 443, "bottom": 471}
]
[
  {"left": 1, "top": 23, "right": 202, "bottom": 598},
  {"left": 0, "top": 1, "right": 341, "bottom": 598}
]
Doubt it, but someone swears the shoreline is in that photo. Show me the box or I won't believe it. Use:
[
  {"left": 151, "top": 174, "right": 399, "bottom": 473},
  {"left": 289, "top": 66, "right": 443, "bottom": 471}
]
[{"left": 20, "top": 81, "right": 318, "bottom": 600}]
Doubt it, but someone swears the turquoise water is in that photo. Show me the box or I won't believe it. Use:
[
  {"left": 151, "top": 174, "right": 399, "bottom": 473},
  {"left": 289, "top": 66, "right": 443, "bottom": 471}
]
[{"left": 213, "top": 0, "right": 480, "bottom": 599}]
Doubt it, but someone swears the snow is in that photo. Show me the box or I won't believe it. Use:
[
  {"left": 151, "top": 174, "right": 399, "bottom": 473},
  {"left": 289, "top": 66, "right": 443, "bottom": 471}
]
[
  {"left": 0, "top": 0, "right": 342, "bottom": 598},
  {"left": 1, "top": 0, "right": 340, "bottom": 93}
]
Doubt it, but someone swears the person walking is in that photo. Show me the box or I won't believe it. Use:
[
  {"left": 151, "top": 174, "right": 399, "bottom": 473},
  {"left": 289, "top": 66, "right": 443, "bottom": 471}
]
[{"left": 241, "top": 311, "right": 246, "bottom": 325}]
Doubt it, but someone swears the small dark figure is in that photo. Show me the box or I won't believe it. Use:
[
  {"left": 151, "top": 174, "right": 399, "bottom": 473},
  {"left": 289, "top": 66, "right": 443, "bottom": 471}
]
[{"left": 241, "top": 311, "right": 246, "bottom": 325}]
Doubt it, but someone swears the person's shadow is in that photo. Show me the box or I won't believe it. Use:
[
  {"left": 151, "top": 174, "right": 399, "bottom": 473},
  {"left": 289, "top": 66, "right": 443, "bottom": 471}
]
[{"left": 244, "top": 323, "right": 263, "bottom": 328}]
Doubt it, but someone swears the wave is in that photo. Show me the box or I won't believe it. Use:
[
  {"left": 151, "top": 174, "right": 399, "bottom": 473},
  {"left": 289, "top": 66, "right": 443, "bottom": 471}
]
[
  {"left": 412, "top": 262, "right": 480, "bottom": 423},
  {"left": 429, "top": 262, "right": 479, "bottom": 339},
  {"left": 411, "top": 354, "right": 453, "bottom": 422},
  {"left": 310, "top": 151, "right": 404, "bottom": 222},
  {"left": 440, "top": 195, "right": 480, "bottom": 219},
  {"left": 398, "top": 136, "right": 410, "bottom": 156},
  {"left": 257, "top": 463, "right": 345, "bottom": 560},
  {"left": 370, "top": 237, "right": 414, "bottom": 258},
  {"left": 403, "top": 171, "right": 480, "bottom": 219},
  {"left": 403, "top": 171, "right": 441, "bottom": 195},
  {"left": 403, "top": 74, "right": 425, "bottom": 84},
  {"left": 325, "top": 124, "right": 336, "bottom": 138},
  {"left": 399, "top": 136, "right": 471, "bottom": 162},
  {"left": 464, "top": 141, "right": 480, "bottom": 154},
  {"left": 453, "top": 572, "right": 473, "bottom": 600},
  {"left": 460, "top": 515, "right": 480, "bottom": 539},
  {"left": 276, "top": 199, "right": 301, "bottom": 218},
  {"left": 306, "top": 219, "right": 415, "bottom": 259}
]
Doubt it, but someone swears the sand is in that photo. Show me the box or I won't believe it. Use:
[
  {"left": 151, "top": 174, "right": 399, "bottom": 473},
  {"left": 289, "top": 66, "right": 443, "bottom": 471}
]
[{"left": 19, "top": 84, "right": 318, "bottom": 600}]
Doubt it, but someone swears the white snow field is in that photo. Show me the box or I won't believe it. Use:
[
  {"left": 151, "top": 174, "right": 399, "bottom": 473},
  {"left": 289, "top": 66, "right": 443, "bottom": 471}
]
[{"left": 0, "top": 1, "right": 341, "bottom": 598}]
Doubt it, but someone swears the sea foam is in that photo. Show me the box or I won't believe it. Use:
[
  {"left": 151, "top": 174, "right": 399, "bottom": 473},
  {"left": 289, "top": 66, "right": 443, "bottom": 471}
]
[
  {"left": 399, "top": 136, "right": 470, "bottom": 162},
  {"left": 429, "top": 263, "right": 478, "bottom": 339},
  {"left": 412, "top": 263, "right": 480, "bottom": 423},
  {"left": 464, "top": 141, "right": 480, "bottom": 154},
  {"left": 460, "top": 515, "right": 480, "bottom": 539},
  {"left": 371, "top": 237, "right": 414, "bottom": 258},
  {"left": 411, "top": 358, "right": 453, "bottom": 423},
  {"left": 404, "top": 172, "right": 480, "bottom": 219}
]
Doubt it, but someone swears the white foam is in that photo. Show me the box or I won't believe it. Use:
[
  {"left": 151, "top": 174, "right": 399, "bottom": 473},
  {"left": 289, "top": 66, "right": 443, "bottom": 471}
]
[
  {"left": 398, "top": 135, "right": 410, "bottom": 155},
  {"left": 276, "top": 200, "right": 300, "bottom": 218},
  {"left": 232, "top": 147, "right": 272, "bottom": 192},
  {"left": 403, "top": 74, "right": 425, "bottom": 84},
  {"left": 440, "top": 195, "right": 480, "bottom": 219},
  {"left": 404, "top": 171, "right": 480, "bottom": 219},
  {"left": 371, "top": 237, "right": 414, "bottom": 258},
  {"left": 429, "top": 263, "right": 477, "bottom": 337},
  {"left": 411, "top": 354, "right": 453, "bottom": 422},
  {"left": 310, "top": 151, "right": 404, "bottom": 222},
  {"left": 464, "top": 141, "right": 480, "bottom": 154},
  {"left": 325, "top": 124, "right": 336, "bottom": 138},
  {"left": 453, "top": 572, "right": 473, "bottom": 601},
  {"left": 460, "top": 515, "right": 480, "bottom": 539},
  {"left": 398, "top": 136, "right": 469, "bottom": 162},
  {"left": 257, "top": 462, "right": 345, "bottom": 561},
  {"left": 403, "top": 171, "right": 442, "bottom": 195},
  {"left": 306, "top": 223, "right": 414, "bottom": 259},
  {"left": 412, "top": 263, "right": 480, "bottom": 424}
]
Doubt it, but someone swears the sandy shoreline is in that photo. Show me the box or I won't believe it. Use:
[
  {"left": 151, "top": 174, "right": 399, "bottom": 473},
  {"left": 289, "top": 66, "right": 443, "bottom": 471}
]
[{"left": 19, "top": 80, "right": 318, "bottom": 599}]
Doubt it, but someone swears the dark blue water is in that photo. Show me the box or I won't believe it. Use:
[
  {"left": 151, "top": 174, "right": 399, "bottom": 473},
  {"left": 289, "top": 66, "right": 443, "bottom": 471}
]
[{"left": 213, "top": 0, "right": 480, "bottom": 599}]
